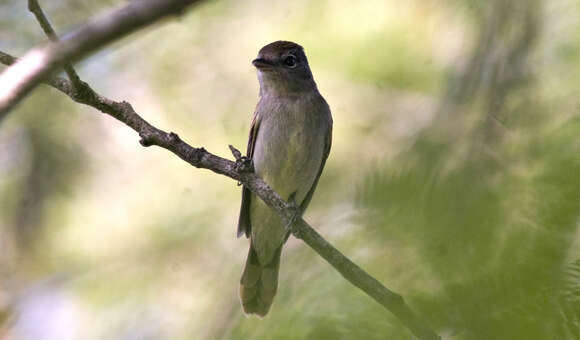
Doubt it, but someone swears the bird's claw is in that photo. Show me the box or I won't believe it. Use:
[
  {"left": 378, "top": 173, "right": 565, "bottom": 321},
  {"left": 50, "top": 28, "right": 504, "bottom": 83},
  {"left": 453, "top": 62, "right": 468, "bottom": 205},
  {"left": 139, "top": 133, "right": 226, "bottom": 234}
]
[
  {"left": 234, "top": 156, "right": 254, "bottom": 186},
  {"left": 285, "top": 196, "right": 302, "bottom": 236},
  {"left": 229, "top": 144, "right": 254, "bottom": 175},
  {"left": 235, "top": 156, "right": 254, "bottom": 173}
]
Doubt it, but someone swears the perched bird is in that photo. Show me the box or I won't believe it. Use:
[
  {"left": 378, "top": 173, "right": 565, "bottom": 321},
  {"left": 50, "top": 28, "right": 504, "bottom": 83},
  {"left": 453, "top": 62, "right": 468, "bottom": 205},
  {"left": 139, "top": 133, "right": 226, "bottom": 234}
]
[{"left": 237, "top": 41, "right": 333, "bottom": 316}]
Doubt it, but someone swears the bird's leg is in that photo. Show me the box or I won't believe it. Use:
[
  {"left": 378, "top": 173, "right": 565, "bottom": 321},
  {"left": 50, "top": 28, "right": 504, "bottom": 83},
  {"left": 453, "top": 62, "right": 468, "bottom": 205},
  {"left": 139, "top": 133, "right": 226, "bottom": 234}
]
[
  {"left": 285, "top": 192, "right": 302, "bottom": 236},
  {"left": 229, "top": 145, "right": 254, "bottom": 185},
  {"left": 235, "top": 155, "right": 254, "bottom": 173},
  {"left": 234, "top": 156, "right": 253, "bottom": 186}
]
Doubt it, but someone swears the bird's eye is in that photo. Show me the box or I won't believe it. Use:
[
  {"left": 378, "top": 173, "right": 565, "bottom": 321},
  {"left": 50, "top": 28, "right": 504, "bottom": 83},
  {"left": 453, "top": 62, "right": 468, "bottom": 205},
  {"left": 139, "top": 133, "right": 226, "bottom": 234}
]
[{"left": 283, "top": 55, "right": 297, "bottom": 68}]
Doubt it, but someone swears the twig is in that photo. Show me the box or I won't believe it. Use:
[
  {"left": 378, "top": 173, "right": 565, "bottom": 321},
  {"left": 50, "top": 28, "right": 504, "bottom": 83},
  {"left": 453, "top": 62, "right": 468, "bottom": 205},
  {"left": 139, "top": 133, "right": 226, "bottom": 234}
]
[
  {"left": 0, "top": 52, "right": 86, "bottom": 99},
  {"left": 0, "top": 50, "right": 440, "bottom": 339},
  {"left": 0, "top": 0, "right": 206, "bottom": 118},
  {"left": 27, "top": 0, "right": 82, "bottom": 91}
]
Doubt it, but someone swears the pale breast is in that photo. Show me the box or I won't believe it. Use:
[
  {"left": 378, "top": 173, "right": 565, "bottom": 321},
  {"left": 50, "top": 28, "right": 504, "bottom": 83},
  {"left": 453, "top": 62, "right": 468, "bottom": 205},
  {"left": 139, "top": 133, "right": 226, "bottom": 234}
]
[{"left": 252, "top": 96, "right": 326, "bottom": 204}]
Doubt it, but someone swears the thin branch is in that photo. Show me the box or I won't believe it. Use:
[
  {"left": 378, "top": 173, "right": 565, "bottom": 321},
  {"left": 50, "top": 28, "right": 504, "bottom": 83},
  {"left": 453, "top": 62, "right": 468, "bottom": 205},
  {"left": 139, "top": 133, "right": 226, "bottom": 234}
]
[
  {"left": 28, "top": 0, "right": 82, "bottom": 91},
  {"left": 0, "top": 50, "right": 440, "bottom": 340},
  {"left": 0, "top": 0, "right": 205, "bottom": 118},
  {"left": 292, "top": 218, "right": 438, "bottom": 340},
  {"left": 0, "top": 52, "right": 83, "bottom": 98}
]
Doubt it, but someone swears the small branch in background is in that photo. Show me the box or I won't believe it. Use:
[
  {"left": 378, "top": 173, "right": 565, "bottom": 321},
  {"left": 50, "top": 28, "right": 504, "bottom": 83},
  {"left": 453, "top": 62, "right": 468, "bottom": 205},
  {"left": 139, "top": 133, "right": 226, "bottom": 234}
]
[
  {"left": 0, "top": 0, "right": 206, "bottom": 118},
  {"left": 0, "top": 48, "right": 440, "bottom": 339},
  {"left": 28, "top": 0, "right": 82, "bottom": 91},
  {"left": 0, "top": 52, "right": 74, "bottom": 96}
]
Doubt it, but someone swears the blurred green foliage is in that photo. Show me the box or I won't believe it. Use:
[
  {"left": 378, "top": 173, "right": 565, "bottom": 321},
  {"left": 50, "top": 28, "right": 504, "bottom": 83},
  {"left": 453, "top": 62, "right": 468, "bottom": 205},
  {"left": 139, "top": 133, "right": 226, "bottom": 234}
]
[{"left": 1, "top": 0, "right": 580, "bottom": 339}]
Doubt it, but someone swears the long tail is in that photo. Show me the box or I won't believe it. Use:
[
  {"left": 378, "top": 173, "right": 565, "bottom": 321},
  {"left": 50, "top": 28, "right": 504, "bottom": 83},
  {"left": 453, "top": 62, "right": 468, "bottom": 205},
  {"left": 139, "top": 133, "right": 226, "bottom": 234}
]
[{"left": 239, "top": 243, "right": 282, "bottom": 317}]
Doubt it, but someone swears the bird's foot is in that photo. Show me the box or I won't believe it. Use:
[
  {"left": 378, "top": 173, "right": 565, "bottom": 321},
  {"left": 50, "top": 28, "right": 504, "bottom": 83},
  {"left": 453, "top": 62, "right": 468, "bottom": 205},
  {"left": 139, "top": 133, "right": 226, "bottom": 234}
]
[
  {"left": 235, "top": 156, "right": 254, "bottom": 174},
  {"left": 229, "top": 145, "right": 254, "bottom": 186},
  {"left": 285, "top": 194, "right": 302, "bottom": 236},
  {"left": 229, "top": 144, "right": 254, "bottom": 173},
  {"left": 234, "top": 156, "right": 253, "bottom": 186}
]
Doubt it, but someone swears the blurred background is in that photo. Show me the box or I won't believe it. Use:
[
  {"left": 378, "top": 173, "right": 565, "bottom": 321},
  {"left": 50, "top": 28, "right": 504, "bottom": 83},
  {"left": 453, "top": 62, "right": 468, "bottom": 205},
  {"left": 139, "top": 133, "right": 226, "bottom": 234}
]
[{"left": 1, "top": 0, "right": 579, "bottom": 339}]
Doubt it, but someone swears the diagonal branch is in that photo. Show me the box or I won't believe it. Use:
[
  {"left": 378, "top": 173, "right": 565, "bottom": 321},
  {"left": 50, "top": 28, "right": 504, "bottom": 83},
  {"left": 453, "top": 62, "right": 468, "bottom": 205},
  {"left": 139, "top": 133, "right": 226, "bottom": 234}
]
[
  {"left": 0, "top": 0, "right": 206, "bottom": 118},
  {"left": 0, "top": 49, "right": 440, "bottom": 340},
  {"left": 0, "top": 52, "right": 74, "bottom": 95},
  {"left": 28, "top": 0, "right": 82, "bottom": 91}
]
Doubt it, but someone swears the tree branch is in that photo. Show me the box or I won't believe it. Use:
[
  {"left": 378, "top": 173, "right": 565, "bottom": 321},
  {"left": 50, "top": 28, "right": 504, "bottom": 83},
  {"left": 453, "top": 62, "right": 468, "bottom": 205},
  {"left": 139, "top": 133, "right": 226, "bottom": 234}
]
[
  {"left": 0, "top": 48, "right": 440, "bottom": 340},
  {"left": 0, "top": 0, "right": 206, "bottom": 118},
  {"left": 28, "top": 0, "right": 82, "bottom": 91}
]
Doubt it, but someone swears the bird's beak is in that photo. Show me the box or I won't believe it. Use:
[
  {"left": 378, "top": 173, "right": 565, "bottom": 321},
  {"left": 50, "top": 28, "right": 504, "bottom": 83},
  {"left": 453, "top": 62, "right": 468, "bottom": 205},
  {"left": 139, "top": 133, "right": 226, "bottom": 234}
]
[{"left": 252, "top": 58, "right": 274, "bottom": 69}]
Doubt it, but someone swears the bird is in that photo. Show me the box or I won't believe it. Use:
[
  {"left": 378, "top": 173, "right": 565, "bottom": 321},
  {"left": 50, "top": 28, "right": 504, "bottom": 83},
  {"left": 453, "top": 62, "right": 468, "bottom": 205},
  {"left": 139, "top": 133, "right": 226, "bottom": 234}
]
[{"left": 237, "top": 41, "right": 333, "bottom": 316}]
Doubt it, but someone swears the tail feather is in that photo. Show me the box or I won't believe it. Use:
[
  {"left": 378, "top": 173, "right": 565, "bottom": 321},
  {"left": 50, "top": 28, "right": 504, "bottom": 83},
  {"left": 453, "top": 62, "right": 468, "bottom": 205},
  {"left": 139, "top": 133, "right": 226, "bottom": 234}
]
[{"left": 239, "top": 243, "right": 282, "bottom": 317}]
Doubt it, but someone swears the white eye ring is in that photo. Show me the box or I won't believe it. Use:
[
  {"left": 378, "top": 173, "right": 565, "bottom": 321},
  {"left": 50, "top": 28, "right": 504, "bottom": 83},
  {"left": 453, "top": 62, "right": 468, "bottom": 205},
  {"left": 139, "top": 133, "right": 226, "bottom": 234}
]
[{"left": 283, "top": 55, "right": 297, "bottom": 68}]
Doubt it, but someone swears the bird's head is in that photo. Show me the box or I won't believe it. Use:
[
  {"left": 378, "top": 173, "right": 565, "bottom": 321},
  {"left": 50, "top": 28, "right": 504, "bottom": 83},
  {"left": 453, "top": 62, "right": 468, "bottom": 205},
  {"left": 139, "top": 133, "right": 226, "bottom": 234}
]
[{"left": 252, "top": 41, "right": 317, "bottom": 95}]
